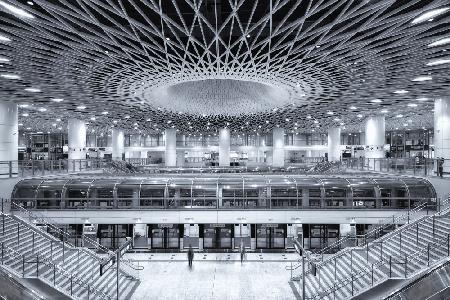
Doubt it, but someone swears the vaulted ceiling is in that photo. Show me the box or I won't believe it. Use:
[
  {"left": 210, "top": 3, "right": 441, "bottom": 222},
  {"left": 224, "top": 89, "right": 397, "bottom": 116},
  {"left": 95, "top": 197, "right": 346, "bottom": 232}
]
[{"left": 0, "top": 0, "right": 449, "bottom": 134}]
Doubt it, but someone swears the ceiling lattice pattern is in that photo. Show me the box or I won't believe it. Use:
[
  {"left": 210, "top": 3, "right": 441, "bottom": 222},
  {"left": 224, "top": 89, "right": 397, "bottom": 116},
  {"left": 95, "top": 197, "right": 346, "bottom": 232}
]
[{"left": 0, "top": 0, "right": 449, "bottom": 133}]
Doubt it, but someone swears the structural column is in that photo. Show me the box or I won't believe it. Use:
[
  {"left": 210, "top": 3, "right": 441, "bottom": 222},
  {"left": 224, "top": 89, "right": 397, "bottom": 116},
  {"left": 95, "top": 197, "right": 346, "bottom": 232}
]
[
  {"left": 365, "top": 116, "right": 386, "bottom": 169},
  {"left": 0, "top": 102, "right": 18, "bottom": 177},
  {"left": 68, "top": 119, "right": 86, "bottom": 160},
  {"left": 327, "top": 127, "right": 341, "bottom": 161},
  {"left": 434, "top": 98, "right": 450, "bottom": 173},
  {"left": 219, "top": 128, "right": 230, "bottom": 167},
  {"left": 165, "top": 128, "right": 177, "bottom": 167},
  {"left": 272, "top": 127, "right": 285, "bottom": 167},
  {"left": 111, "top": 129, "right": 124, "bottom": 160}
]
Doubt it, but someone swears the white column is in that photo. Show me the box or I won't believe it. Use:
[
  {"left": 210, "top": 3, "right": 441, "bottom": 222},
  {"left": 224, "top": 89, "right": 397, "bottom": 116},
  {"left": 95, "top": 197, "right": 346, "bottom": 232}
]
[
  {"left": 327, "top": 127, "right": 341, "bottom": 161},
  {"left": 435, "top": 98, "right": 450, "bottom": 172},
  {"left": 0, "top": 102, "right": 18, "bottom": 177},
  {"left": 219, "top": 128, "right": 230, "bottom": 167},
  {"left": 272, "top": 128, "right": 285, "bottom": 167},
  {"left": 365, "top": 116, "right": 385, "bottom": 170},
  {"left": 165, "top": 128, "right": 177, "bottom": 167},
  {"left": 111, "top": 129, "right": 124, "bottom": 160},
  {"left": 68, "top": 119, "right": 86, "bottom": 160}
]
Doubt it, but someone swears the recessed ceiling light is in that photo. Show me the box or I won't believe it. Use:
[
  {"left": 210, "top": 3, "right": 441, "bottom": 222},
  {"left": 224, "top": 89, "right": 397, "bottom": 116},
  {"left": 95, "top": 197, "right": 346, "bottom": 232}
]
[
  {"left": 22, "top": 113, "right": 29, "bottom": 117},
  {"left": 101, "top": 111, "right": 108, "bottom": 115},
  {"left": 349, "top": 106, "right": 357, "bottom": 110},
  {"left": 19, "top": 104, "right": 29, "bottom": 108},
  {"left": 56, "top": 118, "right": 61, "bottom": 121},
  {"left": 411, "top": 7, "right": 450, "bottom": 24},
  {"left": 417, "top": 97, "right": 429, "bottom": 101},
  {"left": 76, "top": 105, "right": 86, "bottom": 110},
  {"left": 27, "top": 1, "right": 33, "bottom": 5},
  {"left": 113, "top": 120, "right": 118, "bottom": 123},
  {"left": 407, "top": 103, "right": 418, "bottom": 107},
  {"left": 396, "top": 114, "right": 403, "bottom": 118},
  {"left": 333, "top": 118, "right": 340, "bottom": 121},
  {"left": 125, "top": 115, "right": 130, "bottom": 119},
  {"left": 90, "top": 117, "right": 96, "bottom": 121},
  {"left": 0, "top": 35, "right": 11, "bottom": 42},
  {"left": 313, "top": 120, "right": 319, "bottom": 124},
  {"left": 428, "top": 37, "right": 450, "bottom": 47},
  {"left": 357, "top": 114, "right": 363, "bottom": 118},
  {"left": 326, "top": 111, "right": 334, "bottom": 115},
  {"left": 371, "top": 99, "right": 382, "bottom": 103},
  {"left": 24, "top": 88, "right": 41, "bottom": 93},
  {"left": 306, "top": 115, "right": 312, "bottom": 119},
  {"left": 393, "top": 90, "right": 409, "bottom": 94},
  {"left": 38, "top": 108, "right": 47, "bottom": 112},
  {"left": 0, "top": 1, "right": 34, "bottom": 18},
  {"left": 0, "top": 57, "right": 10, "bottom": 62},
  {"left": 51, "top": 98, "right": 63, "bottom": 102},
  {"left": 381, "top": 109, "right": 389, "bottom": 113},
  {"left": 412, "top": 76, "right": 432, "bottom": 82},
  {"left": 426, "top": 58, "right": 450, "bottom": 66},
  {"left": 0, "top": 74, "right": 20, "bottom": 79}
]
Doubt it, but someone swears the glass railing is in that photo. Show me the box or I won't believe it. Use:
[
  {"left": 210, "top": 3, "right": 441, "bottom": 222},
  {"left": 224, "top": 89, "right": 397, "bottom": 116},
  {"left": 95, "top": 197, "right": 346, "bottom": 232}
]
[{"left": 342, "top": 157, "right": 450, "bottom": 177}]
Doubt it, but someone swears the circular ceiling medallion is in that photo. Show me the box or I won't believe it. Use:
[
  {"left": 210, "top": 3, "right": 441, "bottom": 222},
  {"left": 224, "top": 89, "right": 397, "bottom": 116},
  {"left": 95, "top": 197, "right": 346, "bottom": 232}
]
[{"left": 143, "top": 79, "right": 293, "bottom": 116}]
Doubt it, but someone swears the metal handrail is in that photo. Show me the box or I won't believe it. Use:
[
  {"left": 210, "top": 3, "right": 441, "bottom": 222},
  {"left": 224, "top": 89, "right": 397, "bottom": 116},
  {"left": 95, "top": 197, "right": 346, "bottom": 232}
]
[
  {"left": 298, "top": 198, "right": 450, "bottom": 280},
  {"left": 0, "top": 241, "right": 111, "bottom": 300},
  {"left": 9, "top": 203, "right": 141, "bottom": 279},
  {"left": 314, "top": 202, "right": 428, "bottom": 256},
  {"left": 308, "top": 219, "right": 450, "bottom": 300}
]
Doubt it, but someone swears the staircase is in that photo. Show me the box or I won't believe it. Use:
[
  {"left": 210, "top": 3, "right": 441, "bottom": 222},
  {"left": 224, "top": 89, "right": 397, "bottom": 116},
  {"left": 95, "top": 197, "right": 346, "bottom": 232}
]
[
  {"left": 293, "top": 201, "right": 450, "bottom": 299},
  {"left": 0, "top": 213, "right": 140, "bottom": 299}
]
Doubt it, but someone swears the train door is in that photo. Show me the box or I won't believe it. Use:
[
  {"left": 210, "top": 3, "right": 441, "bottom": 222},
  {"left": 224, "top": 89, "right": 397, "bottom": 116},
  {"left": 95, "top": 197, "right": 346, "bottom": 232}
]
[
  {"left": 256, "top": 224, "right": 286, "bottom": 249},
  {"left": 133, "top": 223, "right": 148, "bottom": 249},
  {"left": 203, "top": 224, "right": 233, "bottom": 249},
  {"left": 149, "top": 224, "right": 180, "bottom": 249}
]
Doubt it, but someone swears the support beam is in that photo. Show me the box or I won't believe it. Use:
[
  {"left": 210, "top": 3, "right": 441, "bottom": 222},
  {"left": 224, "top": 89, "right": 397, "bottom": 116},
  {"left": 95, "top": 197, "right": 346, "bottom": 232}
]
[
  {"left": 327, "top": 127, "right": 341, "bottom": 161},
  {"left": 219, "top": 128, "right": 230, "bottom": 167},
  {"left": 68, "top": 119, "right": 86, "bottom": 160},
  {"left": 165, "top": 128, "right": 177, "bottom": 167},
  {"left": 0, "top": 102, "right": 18, "bottom": 177},
  {"left": 111, "top": 129, "right": 124, "bottom": 160},
  {"left": 435, "top": 98, "right": 450, "bottom": 173},
  {"left": 272, "top": 128, "right": 285, "bottom": 167}
]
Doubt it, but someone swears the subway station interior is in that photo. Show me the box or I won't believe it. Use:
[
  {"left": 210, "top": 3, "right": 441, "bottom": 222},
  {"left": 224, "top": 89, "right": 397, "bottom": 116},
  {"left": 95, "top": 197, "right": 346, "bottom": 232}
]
[{"left": 0, "top": 1, "right": 450, "bottom": 299}]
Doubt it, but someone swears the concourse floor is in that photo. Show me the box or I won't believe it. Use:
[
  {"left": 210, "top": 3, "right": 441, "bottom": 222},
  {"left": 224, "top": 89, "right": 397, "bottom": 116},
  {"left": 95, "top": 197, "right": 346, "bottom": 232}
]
[{"left": 128, "top": 253, "right": 301, "bottom": 300}]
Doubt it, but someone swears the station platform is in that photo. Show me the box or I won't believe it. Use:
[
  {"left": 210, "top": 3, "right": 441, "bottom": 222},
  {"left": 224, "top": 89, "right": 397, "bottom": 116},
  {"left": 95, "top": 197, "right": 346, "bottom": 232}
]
[{"left": 127, "top": 253, "right": 300, "bottom": 300}]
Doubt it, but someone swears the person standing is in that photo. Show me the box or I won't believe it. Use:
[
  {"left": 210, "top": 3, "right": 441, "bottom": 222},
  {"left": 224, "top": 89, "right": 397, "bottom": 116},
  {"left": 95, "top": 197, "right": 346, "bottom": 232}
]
[
  {"left": 188, "top": 244, "right": 194, "bottom": 268},
  {"left": 439, "top": 157, "right": 445, "bottom": 178},
  {"left": 240, "top": 243, "right": 246, "bottom": 265}
]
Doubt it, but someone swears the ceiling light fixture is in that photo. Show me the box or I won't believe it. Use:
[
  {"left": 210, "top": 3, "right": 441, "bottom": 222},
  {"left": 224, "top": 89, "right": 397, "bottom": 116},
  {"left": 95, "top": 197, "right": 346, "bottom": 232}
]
[
  {"left": 0, "top": 74, "right": 20, "bottom": 79},
  {"left": 76, "top": 105, "right": 86, "bottom": 110},
  {"left": 381, "top": 109, "right": 389, "bottom": 113},
  {"left": 326, "top": 111, "right": 334, "bottom": 115},
  {"left": 38, "top": 108, "right": 47, "bottom": 112},
  {"left": 0, "top": 0, "right": 34, "bottom": 18},
  {"left": 411, "top": 7, "right": 450, "bottom": 24},
  {"left": 428, "top": 37, "right": 450, "bottom": 47},
  {"left": 426, "top": 58, "right": 450, "bottom": 66},
  {"left": 417, "top": 97, "right": 429, "bottom": 101},
  {"left": 0, "top": 35, "right": 11, "bottom": 42},
  {"left": 0, "top": 57, "right": 10, "bottom": 62},
  {"left": 51, "top": 98, "right": 63, "bottom": 102},
  {"left": 407, "top": 103, "right": 418, "bottom": 107},
  {"left": 371, "top": 99, "right": 382, "bottom": 103},
  {"left": 412, "top": 76, "right": 432, "bottom": 82},
  {"left": 393, "top": 90, "right": 409, "bottom": 94},
  {"left": 349, "top": 106, "right": 357, "bottom": 110},
  {"left": 24, "top": 87, "right": 41, "bottom": 93}
]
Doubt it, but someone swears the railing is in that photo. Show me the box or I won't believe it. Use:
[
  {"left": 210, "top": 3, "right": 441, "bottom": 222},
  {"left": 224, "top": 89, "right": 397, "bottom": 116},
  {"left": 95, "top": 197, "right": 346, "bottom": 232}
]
[
  {"left": 309, "top": 221, "right": 450, "bottom": 299},
  {"left": 10, "top": 197, "right": 435, "bottom": 211},
  {"left": 0, "top": 240, "right": 111, "bottom": 299},
  {"left": 8, "top": 202, "right": 142, "bottom": 280},
  {"left": 314, "top": 202, "right": 430, "bottom": 256},
  {"left": 297, "top": 198, "right": 450, "bottom": 299},
  {"left": 342, "top": 157, "right": 450, "bottom": 177},
  {"left": 0, "top": 159, "right": 110, "bottom": 178}
]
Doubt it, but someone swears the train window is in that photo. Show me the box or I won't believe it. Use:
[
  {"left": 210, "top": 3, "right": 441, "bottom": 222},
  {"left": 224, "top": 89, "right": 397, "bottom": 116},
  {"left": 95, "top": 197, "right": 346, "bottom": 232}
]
[
  {"left": 271, "top": 188, "right": 297, "bottom": 207},
  {"left": 66, "top": 188, "right": 88, "bottom": 208},
  {"left": 308, "top": 189, "right": 322, "bottom": 207},
  {"left": 192, "top": 189, "right": 216, "bottom": 207},
  {"left": 222, "top": 189, "right": 244, "bottom": 207},
  {"left": 140, "top": 188, "right": 164, "bottom": 207},
  {"left": 36, "top": 186, "right": 62, "bottom": 209}
]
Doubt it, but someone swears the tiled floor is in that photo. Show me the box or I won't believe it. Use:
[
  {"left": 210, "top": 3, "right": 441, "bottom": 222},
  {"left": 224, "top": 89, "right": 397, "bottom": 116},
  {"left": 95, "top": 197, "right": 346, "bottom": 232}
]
[{"left": 128, "top": 253, "right": 301, "bottom": 300}]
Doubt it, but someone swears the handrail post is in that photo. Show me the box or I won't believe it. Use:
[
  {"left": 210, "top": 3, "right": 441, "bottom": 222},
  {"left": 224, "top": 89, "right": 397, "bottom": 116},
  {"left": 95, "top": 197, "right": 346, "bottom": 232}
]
[
  {"left": 71, "top": 275, "right": 73, "bottom": 296},
  {"left": 399, "top": 232, "right": 402, "bottom": 254},
  {"left": 433, "top": 215, "right": 435, "bottom": 237},
  {"left": 404, "top": 254, "right": 407, "bottom": 278},
  {"left": 36, "top": 255, "right": 39, "bottom": 277},
  {"left": 32, "top": 232, "right": 35, "bottom": 254},
  {"left": 389, "top": 256, "right": 392, "bottom": 277},
  {"left": 416, "top": 223, "right": 419, "bottom": 245},
  {"left": 448, "top": 234, "right": 450, "bottom": 256},
  {"left": 22, "top": 254, "right": 25, "bottom": 277},
  {"left": 371, "top": 263, "right": 374, "bottom": 286},
  {"left": 427, "top": 243, "right": 430, "bottom": 267},
  {"left": 53, "top": 264, "right": 56, "bottom": 286}
]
